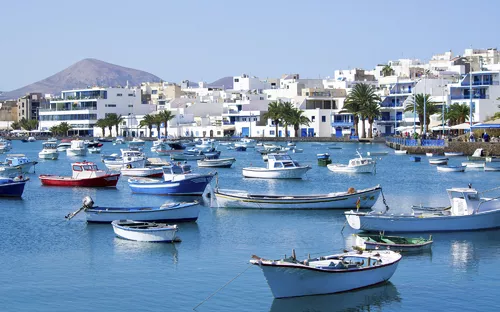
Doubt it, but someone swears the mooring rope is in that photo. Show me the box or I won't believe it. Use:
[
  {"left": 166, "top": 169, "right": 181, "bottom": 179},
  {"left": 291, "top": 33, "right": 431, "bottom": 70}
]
[{"left": 193, "top": 264, "right": 253, "bottom": 311}]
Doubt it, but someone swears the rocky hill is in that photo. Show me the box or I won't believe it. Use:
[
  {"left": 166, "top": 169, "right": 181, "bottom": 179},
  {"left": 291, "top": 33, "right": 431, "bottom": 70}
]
[{"left": 1, "top": 58, "right": 162, "bottom": 99}]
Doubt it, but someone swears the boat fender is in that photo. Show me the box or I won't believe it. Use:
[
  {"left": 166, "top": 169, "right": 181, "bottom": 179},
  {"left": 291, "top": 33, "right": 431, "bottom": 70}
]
[
  {"left": 348, "top": 187, "right": 356, "bottom": 194},
  {"left": 82, "top": 196, "right": 94, "bottom": 208},
  {"left": 126, "top": 164, "right": 132, "bottom": 169}
]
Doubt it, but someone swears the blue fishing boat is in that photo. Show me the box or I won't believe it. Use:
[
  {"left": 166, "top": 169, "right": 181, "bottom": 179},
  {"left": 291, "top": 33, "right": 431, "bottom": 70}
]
[
  {"left": 409, "top": 156, "right": 421, "bottom": 162},
  {"left": 128, "top": 164, "right": 215, "bottom": 195},
  {"left": 235, "top": 146, "right": 247, "bottom": 152},
  {"left": 0, "top": 177, "right": 29, "bottom": 197}
]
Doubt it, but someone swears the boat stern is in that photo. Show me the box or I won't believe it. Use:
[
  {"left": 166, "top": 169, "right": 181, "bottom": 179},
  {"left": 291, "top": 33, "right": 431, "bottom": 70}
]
[{"left": 345, "top": 211, "right": 362, "bottom": 230}]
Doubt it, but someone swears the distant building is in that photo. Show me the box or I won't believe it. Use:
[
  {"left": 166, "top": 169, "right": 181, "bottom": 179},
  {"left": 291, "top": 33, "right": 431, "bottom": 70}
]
[
  {"left": 141, "top": 82, "right": 182, "bottom": 106},
  {"left": 17, "top": 93, "right": 46, "bottom": 121},
  {"left": 39, "top": 87, "right": 155, "bottom": 136},
  {"left": 0, "top": 100, "right": 18, "bottom": 129}
]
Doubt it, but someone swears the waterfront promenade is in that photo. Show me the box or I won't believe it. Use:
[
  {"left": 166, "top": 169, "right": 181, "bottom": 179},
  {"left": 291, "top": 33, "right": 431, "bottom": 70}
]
[{"left": 386, "top": 137, "right": 500, "bottom": 155}]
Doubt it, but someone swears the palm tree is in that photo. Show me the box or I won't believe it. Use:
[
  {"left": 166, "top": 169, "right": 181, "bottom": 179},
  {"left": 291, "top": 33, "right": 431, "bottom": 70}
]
[
  {"left": 362, "top": 102, "right": 381, "bottom": 139},
  {"left": 49, "top": 125, "right": 60, "bottom": 135},
  {"left": 105, "top": 113, "right": 124, "bottom": 137},
  {"left": 57, "top": 122, "right": 72, "bottom": 137},
  {"left": 381, "top": 65, "right": 393, "bottom": 77},
  {"left": 95, "top": 119, "right": 107, "bottom": 137},
  {"left": 20, "top": 118, "right": 38, "bottom": 131},
  {"left": 288, "top": 108, "right": 311, "bottom": 137},
  {"left": 10, "top": 121, "right": 21, "bottom": 130},
  {"left": 404, "top": 94, "right": 439, "bottom": 134},
  {"left": 280, "top": 101, "right": 294, "bottom": 137},
  {"left": 444, "top": 103, "right": 472, "bottom": 135},
  {"left": 262, "top": 101, "right": 283, "bottom": 137},
  {"left": 153, "top": 114, "right": 162, "bottom": 138},
  {"left": 157, "top": 110, "right": 176, "bottom": 138},
  {"left": 341, "top": 83, "right": 381, "bottom": 138},
  {"left": 139, "top": 114, "right": 156, "bottom": 138}
]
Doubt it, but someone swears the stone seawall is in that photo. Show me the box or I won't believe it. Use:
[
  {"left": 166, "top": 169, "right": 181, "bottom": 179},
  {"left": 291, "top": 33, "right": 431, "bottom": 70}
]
[{"left": 386, "top": 141, "right": 500, "bottom": 156}]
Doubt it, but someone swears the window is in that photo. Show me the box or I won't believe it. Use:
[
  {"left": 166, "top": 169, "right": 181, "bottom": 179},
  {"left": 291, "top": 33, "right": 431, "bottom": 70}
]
[
  {"left": 322, "top": 116, "right": 326, "bottom": 122},
  {"left": 306, "top": 92, "right": 309, "bottom": 96},
  {"left": 312, "top": 116, "right": 315, "bottom": 121},
  {"left": 117, "top": 93, "right": 122, "bottom": 96},
  {"left": 270, "top": 130, "right": 275, "bottom": 135},
  {"left": 234, "top": 78, "right": 239, "bottom": 82},
  {"left": 128, "top": 93, "right": 134, "bottom": 96},
  {"left": 260, "top": 97, "right": 264, "bottom": 100},
  {"left": 72, "top": 165, "right": 82, "bottom": 171},
  {"left": 128, "top": 105, "right": 133, "bottom": 107},
  {"left": 105, "top": 104, "right": 116, "bottom": 107},
  {"left": 217, "top": 131, "right": 221, "bottom": 135},
  {"left": 242, "top": 118, "right": 246, "bottom": 121},
  {"left": 268, "top": 95, "right": 271, "bottom": 98},
  {"left": 152, "top": 90, "right": 158, "bottom": 94}
]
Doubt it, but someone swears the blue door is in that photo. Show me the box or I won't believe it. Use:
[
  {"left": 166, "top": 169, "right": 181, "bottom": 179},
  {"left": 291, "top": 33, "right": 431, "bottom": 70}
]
[
  {"left": 350, "top": 128, "right": 355, "bottom": 135},
  {"left": 308, "top": 128, "right": 314, "bottom": 137},
  {"left": 301, "top": 128, "right": 307, "bottom": 137},
  {"left": 241, "top": 127, "right": 249, "bottom": 137},
  {"left": 335, "top": 127, "right": 342, "bottom": 137},
  {"left": 385, "top": 125, "right": 392, "bottom": 135}
]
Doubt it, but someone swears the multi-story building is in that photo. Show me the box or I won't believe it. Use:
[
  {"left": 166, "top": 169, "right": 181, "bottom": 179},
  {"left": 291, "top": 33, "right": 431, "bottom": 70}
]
[
  {"left": 39, "top": 87, "right": 155, "bottom": 136},
  {"left": 0, "top": 100, "right": 18, "bottom": 129},
  {"left": 17, "top": 93, "right": 45, "bottom": 121},
  {"left": 141, "top": 82, "right": 182, "bottom": 106}
]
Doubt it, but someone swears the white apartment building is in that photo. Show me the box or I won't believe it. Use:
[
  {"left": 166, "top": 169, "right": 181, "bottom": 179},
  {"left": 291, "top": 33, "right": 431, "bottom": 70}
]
[
  {"left": 141, "top": 82, "right": 182, "bottom": 106},
  {"left": 232, "top": 74, "right": 271, "bottom": 91},
  {"left": 39, "top": 87, "right": 155, "bottom": 136}
]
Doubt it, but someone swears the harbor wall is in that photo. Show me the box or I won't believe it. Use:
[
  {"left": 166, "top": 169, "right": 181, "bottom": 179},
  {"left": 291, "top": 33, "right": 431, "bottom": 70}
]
[{"left": 386, "top": 141, "right": 500, "bottom": 156}]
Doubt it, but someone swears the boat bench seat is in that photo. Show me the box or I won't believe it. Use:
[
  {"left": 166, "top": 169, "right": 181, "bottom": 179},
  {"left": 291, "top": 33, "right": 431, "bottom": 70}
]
[{"left": 381, "top": 238, "right": 394, "bottom": 244}]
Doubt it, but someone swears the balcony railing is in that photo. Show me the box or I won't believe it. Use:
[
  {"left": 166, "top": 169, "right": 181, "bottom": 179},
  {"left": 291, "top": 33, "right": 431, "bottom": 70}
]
[
  {"left": 461, "top": 80, "right": 499, "bottom": 86},
  {"left": 387, "top": 138, "right": 444, "bottom": 147},
  {"left": 39, "top": 107, "right": 97, "bottom": 112},
  {"left": 450, "top": 94, "right": 487, "bottom": 100},
  {"left": 331, "top": 121, "right": 354, "bottom": 127},
  {"left": 380, "top": 103, "right": 404, "bottom": 108}
]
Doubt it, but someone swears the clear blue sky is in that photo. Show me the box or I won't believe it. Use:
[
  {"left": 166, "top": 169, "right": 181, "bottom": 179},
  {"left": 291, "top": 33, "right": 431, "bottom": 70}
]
[{"left": 1, "top": 0, "right": 498, "bottom": 91}]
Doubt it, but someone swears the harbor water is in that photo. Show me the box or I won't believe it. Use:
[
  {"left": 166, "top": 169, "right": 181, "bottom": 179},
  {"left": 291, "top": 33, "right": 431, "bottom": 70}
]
[{"left": 1, "top": 140, "right": 499, "bottom": 312}]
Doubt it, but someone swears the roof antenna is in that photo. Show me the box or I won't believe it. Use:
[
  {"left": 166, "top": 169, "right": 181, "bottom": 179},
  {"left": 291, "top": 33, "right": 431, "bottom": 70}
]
[{"left": 468, "top": 183, "right": 472, "bottom": 189}]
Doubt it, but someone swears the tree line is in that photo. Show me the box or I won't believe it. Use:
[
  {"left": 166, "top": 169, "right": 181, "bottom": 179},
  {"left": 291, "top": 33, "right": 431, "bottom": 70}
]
[{"left": 262, "top": 101, "right": 311, "bottom": 137}]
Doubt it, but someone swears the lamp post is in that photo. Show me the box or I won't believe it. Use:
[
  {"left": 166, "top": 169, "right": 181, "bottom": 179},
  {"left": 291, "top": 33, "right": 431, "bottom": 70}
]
[
  {"left": 469, "top": 68, "right": 473, "bottom": 130},
  {"left": 412, "top": 92, "right": 416, "bottom": 134},
  {"left": 423, "top": 74, "right": 427, "bottom": 136},
  {"left": 394, "top": 77, "right": 398, "bottom": 135}
]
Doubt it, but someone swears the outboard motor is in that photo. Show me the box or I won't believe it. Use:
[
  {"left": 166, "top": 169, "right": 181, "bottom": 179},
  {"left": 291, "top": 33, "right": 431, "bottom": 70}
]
[{"left": 82, "top": 196, "right": 94, "bottom": 208}]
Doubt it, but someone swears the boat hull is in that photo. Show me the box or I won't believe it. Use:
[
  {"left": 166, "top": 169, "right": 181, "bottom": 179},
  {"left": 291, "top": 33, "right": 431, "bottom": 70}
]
[
  {"left": 86, "top": 203, "right": 199, "bottom": 223},
  {"left": 39, "top": 174, "right": 120, "bottom": 187},
  {"left": 38, "top": 151, "right": 59, "bottom": 160},
  {"left": 354, "top": 235, "right": 433, "bottom": 252},
  {"left": 121, "top": 168, "right": 163, "bottom": 177},
  {"left": 0, "top": 180, "right": 28, "bottom": 197},
  {"left": 128, "top": 175, "right": 214, "bottom": 195},
  {"left": 112, "top": 221, "right": 178, "bottom": 242},
  {"left": 242, "top": 167, "right": 311, "bottom": 179},
  {"left": 197, "top": 158, "right": 236, "bottom": 168},
  {"left": 345, "top": 208, "right": 500, "bottom": 232},
  {"left": 215, "top": 186, "right": 381, "bottom": 209},
  {"left": 254, "top": 254, "right": 400, "bottom": 298},
  {"left": 437, "top": 166, "right": 465, "bottom": 172},
  {"left": 66, "top": 149, "right": 87, "bottom": 156},
  {"left": 327, "top": 163, "right": 375, "bottom": 173}
]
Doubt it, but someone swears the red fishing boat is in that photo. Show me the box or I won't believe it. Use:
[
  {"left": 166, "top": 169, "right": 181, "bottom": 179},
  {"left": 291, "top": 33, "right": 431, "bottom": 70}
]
[{"left": 39, "top": 161, "right": 120, "bottom": 187}]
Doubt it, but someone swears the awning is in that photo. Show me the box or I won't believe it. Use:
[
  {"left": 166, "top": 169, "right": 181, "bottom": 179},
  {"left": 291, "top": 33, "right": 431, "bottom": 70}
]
[
  {"left": 471, "top": 118, "right": 500, "bottom": 129},
  {"left": 222, "top": 125, "right": 235, "bottom": 130},
  {"left": 450, "top": 123, "right": 472, "bottom": 130},
  {"left": 431, "top": 125, "right": 451, "bottom": 131}
]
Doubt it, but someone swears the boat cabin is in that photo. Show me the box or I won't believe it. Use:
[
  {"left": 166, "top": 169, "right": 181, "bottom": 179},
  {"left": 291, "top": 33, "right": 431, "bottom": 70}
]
[
  {"left": 348, "top": 157, "right": 374, "bottom": 167},
  {"left": 71, "top": 140, "right": 85, "bottom": 149},
  {"left": 162, "top": 164, "right": 192, "bottom": 181},
  {"left": 120, "top": 149, "right": 145, "bottom": 159},
  {"left": 42, "top": 142, "right": 58, "bottom": 150},
  {"left": 267, "top": 154, "right": 301, "bottom": 169},
  {"left": 71, "top": 162, "right": 107, "bottom": 179},
  {"left": 447, "top": 188, "right": 482, "bottom": 216},
  {"left": 5, "top": 154, "right": 32, "bottom": 166}
]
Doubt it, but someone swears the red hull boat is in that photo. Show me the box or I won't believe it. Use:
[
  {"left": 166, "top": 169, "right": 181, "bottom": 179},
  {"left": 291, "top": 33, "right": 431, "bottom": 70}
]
[{"left": 39, "top": 161, "right": 120, "bottom": 187}]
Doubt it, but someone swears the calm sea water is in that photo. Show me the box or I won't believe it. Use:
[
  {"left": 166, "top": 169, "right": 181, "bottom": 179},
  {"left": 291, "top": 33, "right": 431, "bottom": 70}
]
[{"left": 1, "top": 140, "right": 499, "bottom": 312}]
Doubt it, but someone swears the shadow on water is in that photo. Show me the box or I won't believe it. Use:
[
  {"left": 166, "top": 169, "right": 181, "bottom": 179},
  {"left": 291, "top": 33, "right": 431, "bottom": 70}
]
[{"left": 269, "top": 282, "right": 401, "bottom": 312}]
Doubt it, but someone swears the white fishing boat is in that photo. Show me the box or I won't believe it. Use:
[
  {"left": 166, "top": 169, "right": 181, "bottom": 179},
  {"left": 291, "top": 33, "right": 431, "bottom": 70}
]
[
  {"left": 250, "top": 249, "right": 401, "bottom": 298},
  {"left": 327, "top": 151, "right": 376, "bottom": 174},
  {"left": 56, "top": 142, "right": 71, "bottom": 151},
  {"left": 468, "top": 148, "right": 485, "bottom": 161},
  {"left": 242, "top": 154, "right": 311, "bottom": 179},
  {"left": 0, "top": 139, "right": 12, "bottom": 153},
  {"left": 367, "top": 151, "right": 388, "bottom": 156},
  {"left": 394, "top": 150, "right": 407, "bottom": 155},
  {"left": 197, "top": 157, "right": 236, "bottom": 168},
  {"left": 27, "top": 136, "right": 36, "bottom": 142},
  {"left": 128, "top": 138, "right": 146, "bottom": 149},
  {"left": 88, "top": 147, "right": 101, "bottom": 154},
  {"left": 425, "top": 152, "right": 434, "bottom": 157},
  {"left": 120, "top": 166, "right": 163, "bottom": 177},
  {"left": 214, "top": 185, "right": 381, "bottom": 209},
  {"left": 462, "top": 162, "right": 485, "bottom": 169},
  {"left": 444, "top": 152, "right": 464, "bottom": 157},
  {"left": 437, "top": 165, "right": 465, "bottom": 172},
  {"left": 2, "top": 154, "right": 38, "bottom": 173},
  {"left": 292, "top": 148, "right": 303, "bottom": 153},
  {"left": 235, "top": 138, "right": 256, "bottom": 148},
  {"left": 103, "top": 149, "right": 146, "bottom": 170},
  {"left": 345, "top": 186, "right": 500, "bottom": 232},
  {"left": 38, "top": 142, "right": 59, "bottom": 160},
  {"left": 485, "top": 165, "right": 500, "bottom": 172},
  {"left": 66, "top": 196, "right": 200, "bottom": 223},
  {"left": 66, "top": 140, "right": 87, "bottom": 156},
  {"left": 111, "top": 220, "right": 179, "bottom": 243},
  {"left": 428, "top": 157, "right": 448, "bottom": 165},
  {"left": 195, "top": 138, "right": 216, "bottom": 149}
]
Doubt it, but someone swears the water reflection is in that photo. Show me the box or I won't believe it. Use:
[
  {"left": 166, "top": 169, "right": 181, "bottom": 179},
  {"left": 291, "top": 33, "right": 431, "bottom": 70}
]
[
  {"left": 270, "top": 282, "right": 400, "bottom": 312},
  {"left": 113, "top": 237, "right": 179, "bottom": 264}
]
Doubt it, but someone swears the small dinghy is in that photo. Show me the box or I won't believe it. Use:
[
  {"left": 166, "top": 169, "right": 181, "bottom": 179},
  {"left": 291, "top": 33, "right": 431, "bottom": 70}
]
[
  {"left": 367, "top": 151, "right": 388, "bottom": 156},
  {"left": 409, "top": 156, "right": 421, "bottom": 162},
  {"left": 394, "top": 150, "right": 407, "bottom": 155},
  {"left": 444, "top": 152, "right": 464, "bottom": 157},
  {"left": 88, "top": 147, "right": 101, "bottom": 154},
  {"left": 426, "top": 152, "right": 434, "bottom": 157},
  {"left": 250, "top": 249, "right": 401, "bottom": 298},
  {"left": 437, "top": 165, "right": 465, "bottom": 172},
  {"left": 354, "top": 233, "right": 433, "bottom": 252},
  {"left": 111, "top": 220, "right": 180, "bottom": 243},
  {"left": 197, "top": 157, "right": 236, "bottom": 168},
  {"left": 462, "top": 162, "right": 485, "bottom": 169},
  {"left": 429, "top": 157, "right": 448, "bottom": 165},
  {"left": 484, "top": 165, "right": 500, "bottom": 172}
]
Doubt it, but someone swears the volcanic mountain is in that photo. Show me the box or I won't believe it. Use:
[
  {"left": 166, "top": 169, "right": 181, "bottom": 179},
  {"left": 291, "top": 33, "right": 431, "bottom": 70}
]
[{"left": 1, "top": 58, "right": 162, "bottom": 99}]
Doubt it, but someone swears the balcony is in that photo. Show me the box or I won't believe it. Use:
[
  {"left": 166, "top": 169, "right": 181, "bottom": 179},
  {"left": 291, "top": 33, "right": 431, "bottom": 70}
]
[
  {"left": 461, "top": 80, "right": 499, "bottom": 86},
  {"left": 39, "top": 107, "right": 97, "bottom": 112},
  {"left": 380, "top": 103, "right": 404, "bottom": 108},
  {"left": 331, "top": 121, "right": 354, "bottom": 127},
  {"left": 450, "top": 94, "right": 487, "bottom": 100}
]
